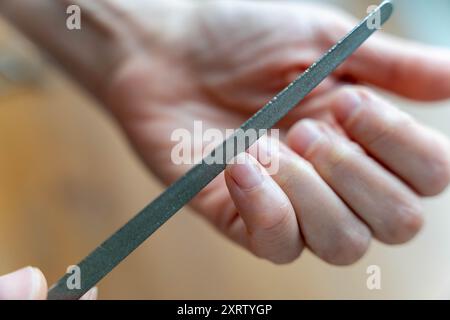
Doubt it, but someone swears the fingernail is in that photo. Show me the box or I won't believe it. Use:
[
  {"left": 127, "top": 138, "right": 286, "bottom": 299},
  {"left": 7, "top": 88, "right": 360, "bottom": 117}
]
[
  {"left": 334, "top": 89, "right": 363, "bottom": 123},
  {"left": 228, "top": 153, "right": 264, "bottom": 189},
  {"left": 250, "top": 137, "right": 277, "bottom": 166},
  {"left": 80, "top": 287, "right": 98, "bottom": 300},
  {"left": 0, "top": 266, "right": 43, "bottom": 300},
  {"left": 291, "top": 120, "right": 322, "bottom": 155}
]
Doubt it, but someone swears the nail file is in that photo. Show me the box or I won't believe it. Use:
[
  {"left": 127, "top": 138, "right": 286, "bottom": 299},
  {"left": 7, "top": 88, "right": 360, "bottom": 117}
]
[{"left": 48, "top": 1, "right": 393, "bottom": 299}]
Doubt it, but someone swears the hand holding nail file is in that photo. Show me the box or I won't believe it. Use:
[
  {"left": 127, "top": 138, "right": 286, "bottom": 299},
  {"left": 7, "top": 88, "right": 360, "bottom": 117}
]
[{"left": 48, "top": 1, "right": 393, "bottom": 299}]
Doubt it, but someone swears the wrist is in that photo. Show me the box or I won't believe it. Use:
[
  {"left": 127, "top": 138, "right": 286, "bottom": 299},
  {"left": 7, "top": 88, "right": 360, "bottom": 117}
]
[
  {"left": 0, "top": 0, "right": 196, "bottom": 103},
  {"left": 101, "top": 0, "right": 200, "bottom": 117},
  {"left": 0, "top": 0, "right": 126, "bottom": 99}
]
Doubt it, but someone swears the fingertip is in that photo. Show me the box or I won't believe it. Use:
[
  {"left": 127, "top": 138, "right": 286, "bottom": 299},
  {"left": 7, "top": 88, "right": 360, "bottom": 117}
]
[
  {"left": 225, "top": 153, "right": 302, "bottom": 263},
  {"left": 348, "top": 34, "right": 450, "bottom": 101},
  {"left": 0, "top": 266, "right": 47, "bottom": 300},
  {"left": 80, "top": 287, "right": 98, "bottom": 300},
  {"left": 320, "top": 225, "right": 372, "bottom": 266},
  {"left": 226, "top": 153, "right": 264, "bottom": 191},
  {"left": 30, "top": 267, "right": 48, "bottom": 300}
]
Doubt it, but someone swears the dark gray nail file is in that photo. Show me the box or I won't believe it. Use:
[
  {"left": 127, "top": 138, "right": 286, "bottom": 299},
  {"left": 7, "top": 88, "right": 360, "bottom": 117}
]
[{"left": 48, "top": 1, "right": 393, "bottom": 299}]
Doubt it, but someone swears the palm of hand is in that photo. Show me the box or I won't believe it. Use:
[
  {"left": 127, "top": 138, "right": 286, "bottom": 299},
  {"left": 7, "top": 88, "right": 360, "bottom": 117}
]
[
  {"left": 109, "top": 1, "right": 350, "bottom": 179},
  {"left": 104, "top": 0, "right": 450, "bottom": 264}
]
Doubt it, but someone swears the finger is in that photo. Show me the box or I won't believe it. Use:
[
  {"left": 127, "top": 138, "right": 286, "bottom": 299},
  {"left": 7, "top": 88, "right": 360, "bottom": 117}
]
[
  {"left": 225, "top": 153, "right": 303, "bottom": 264},
  {"left": 344, "top": 34, "right": 450, "bottom": 101},
  {"left": 328, "top": 86, "right": 450, "bottom": 196},
  {"left": 288, "top": 119, "right": 424, "bottom": 244},
  {"left": 80, "top": 287, "right": 99, "bottom": 300},
  {"left": 249, "top": 138, "right": 371, "bottom": 265},
  {"left": 0, "top": 267, "right": 47, "bottom": 300}
]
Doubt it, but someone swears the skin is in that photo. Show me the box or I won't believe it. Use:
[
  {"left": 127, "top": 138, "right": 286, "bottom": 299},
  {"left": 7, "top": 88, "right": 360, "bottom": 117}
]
[
  {"left": 1, "top": 0, "right": 450, "bottom": 298},
  {"left": 0, "top": 267, "right": 97, "bottom": 300}
]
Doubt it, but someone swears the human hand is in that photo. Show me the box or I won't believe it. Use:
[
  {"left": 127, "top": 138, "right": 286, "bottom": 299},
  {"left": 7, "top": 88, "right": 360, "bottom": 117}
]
[
  {"left": 103, "top": 0, "right": 450, "bottom": 264},
  {"left": 2, "top": 0, "right": 450, "bottom": 265},
  {"left": 0, "top": 267, "right": 97, "bottom": 300}
]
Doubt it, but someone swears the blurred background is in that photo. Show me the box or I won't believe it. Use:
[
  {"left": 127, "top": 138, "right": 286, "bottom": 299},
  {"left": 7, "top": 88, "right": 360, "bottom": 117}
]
[{"left": 0, "top": 0, "right": 449, "bottom": 299}]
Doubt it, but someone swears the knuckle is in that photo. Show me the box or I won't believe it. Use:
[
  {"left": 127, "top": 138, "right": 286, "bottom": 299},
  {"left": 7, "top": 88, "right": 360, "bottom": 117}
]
[
  {"left": 321, "top": 140, "right": 353, "bottom": 170},
  {"left": 380, "top": 198, "right": 424, "bottom": 244},
  {"left": 306, "top": 130, "right": 358, "bottom": 180},
  {"left": 365, "top": 111, "right": 413, "bottom": 150},
  {"left": 338, "top": 85, "right": 375, "bottom": 102},
  {"left": 333, "top": 85, "right": 377, "bottom": 119},
  {"left": 255, "top": 200, "right": 293, "bottom": 232}
]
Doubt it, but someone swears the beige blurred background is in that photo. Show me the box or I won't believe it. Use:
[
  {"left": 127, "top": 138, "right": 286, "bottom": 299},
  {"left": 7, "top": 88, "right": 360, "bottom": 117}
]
[{"left": 0, "top": 0, "right": 449, "bottom": 299}]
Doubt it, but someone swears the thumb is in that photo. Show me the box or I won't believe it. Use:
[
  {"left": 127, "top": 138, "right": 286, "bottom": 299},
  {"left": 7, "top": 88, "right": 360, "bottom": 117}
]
[
  {"left": 0, "top": 267, "right": 48, "bottom": 300},
  {"left": 344, "top": 34, "right": 450, "bottom": 101}
]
